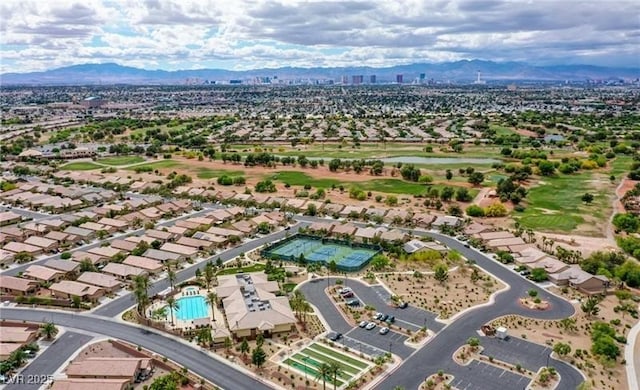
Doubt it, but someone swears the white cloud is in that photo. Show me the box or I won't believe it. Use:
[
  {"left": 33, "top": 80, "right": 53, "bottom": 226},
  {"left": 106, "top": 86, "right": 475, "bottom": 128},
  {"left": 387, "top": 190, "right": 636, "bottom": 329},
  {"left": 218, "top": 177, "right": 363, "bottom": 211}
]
[{"left": 1, "top": 0, "right": 638, "bottom": 73}]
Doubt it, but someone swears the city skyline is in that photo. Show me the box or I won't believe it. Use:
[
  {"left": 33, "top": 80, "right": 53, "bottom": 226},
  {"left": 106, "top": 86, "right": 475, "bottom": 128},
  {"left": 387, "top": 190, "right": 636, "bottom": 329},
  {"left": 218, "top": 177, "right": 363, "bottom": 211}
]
[{"left": 1, "top": 0, "right": 639, "bottom": 74}]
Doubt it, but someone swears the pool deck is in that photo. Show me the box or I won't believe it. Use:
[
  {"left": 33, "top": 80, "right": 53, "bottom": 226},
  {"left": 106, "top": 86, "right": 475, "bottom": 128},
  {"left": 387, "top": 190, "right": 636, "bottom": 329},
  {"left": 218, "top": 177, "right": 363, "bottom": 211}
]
[{"left": 147, "top": 287, "right": 227, "bottom": 333}]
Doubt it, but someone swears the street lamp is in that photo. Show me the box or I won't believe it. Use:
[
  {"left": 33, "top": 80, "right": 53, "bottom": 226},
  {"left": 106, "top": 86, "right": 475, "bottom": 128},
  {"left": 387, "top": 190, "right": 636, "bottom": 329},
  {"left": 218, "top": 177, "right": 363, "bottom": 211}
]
[{"left": 388, "top": 342, "right": 392, "bottom": 355}]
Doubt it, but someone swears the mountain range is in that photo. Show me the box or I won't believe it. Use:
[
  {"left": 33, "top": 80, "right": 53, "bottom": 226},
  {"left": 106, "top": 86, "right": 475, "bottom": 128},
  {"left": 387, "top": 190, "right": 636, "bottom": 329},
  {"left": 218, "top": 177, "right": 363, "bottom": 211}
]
[{"left": 1, "top": 60, "right": 637, "bottom": 85}]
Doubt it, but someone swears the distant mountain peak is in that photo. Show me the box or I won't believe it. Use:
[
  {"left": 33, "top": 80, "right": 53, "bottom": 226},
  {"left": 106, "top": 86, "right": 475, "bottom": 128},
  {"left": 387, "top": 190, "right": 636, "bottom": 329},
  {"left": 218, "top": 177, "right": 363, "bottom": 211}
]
[{"left": 1, "top": 60, "right": 637, "bottom": 85}]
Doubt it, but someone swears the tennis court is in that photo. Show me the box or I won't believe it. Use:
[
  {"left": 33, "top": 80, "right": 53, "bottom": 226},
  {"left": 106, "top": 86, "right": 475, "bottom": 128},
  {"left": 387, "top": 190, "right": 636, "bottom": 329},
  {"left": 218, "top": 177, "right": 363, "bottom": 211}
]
[{"left": 263, "top": 234, "right": 380, "bottom": 272}]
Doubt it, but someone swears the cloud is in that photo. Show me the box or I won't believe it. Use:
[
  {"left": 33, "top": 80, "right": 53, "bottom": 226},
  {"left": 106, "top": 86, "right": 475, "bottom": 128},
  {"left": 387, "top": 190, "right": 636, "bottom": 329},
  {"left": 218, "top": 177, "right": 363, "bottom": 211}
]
[{"left": 1, "top": 0, "right": 638, "bottom": 73}]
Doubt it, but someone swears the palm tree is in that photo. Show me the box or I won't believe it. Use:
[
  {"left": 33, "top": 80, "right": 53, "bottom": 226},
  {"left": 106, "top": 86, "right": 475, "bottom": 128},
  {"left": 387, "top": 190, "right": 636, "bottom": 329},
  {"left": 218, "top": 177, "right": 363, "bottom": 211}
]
[
  {"left": 315, "top": 362, "right": 332, "bottom": 390},
  {"left": 166, "top": 296, "right": 178, "bottom": 326},
  {"left": 10, "top": 349, "right": 27, "bottom": 367},
  {"left": 203, "top": 263, "right": 215, "bottom": 291},
  {"left": 167, "top": 270, "right": 177, "bottom": 291},
  {"left": 328, "top": 361, "right": 343, "bottom": 390},
  {"left": 40, "top": 322, "right": 58, "bottom": 340},
  {"left": 206, "top": 291, "right": 218, "bottom": 321},
  {"left": 133, "top": 275, "right": 150, "bottom": 318}
]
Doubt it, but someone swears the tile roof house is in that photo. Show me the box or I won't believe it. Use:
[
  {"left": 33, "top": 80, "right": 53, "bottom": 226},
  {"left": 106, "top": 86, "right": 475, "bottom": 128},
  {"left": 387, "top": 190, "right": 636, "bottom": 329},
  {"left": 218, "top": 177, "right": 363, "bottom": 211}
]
[
  {"left": 548, "top": 266, "right": 610, "bottom": 295},
  {"left": 3, "top": 241, "right": 43, "bottom": 256},
  {"left": 49, "top": 379, "right": 130, "bottom": 390},
  {"left": 65, "top": 358, "right": 149, "bottom": 381},
  {"left": 71, "top": 251, "right": 107, "bottom": 265},
  {"left": 76, "top": 272, "right": 122, "bottom": 293},
  {"left": 160, "top": 242, "right": 198, "bottom": 258},
  {"left": 102, "top": 263, "right": 148, "bottom": 280},
  {"left": 23, "top": 265, "right": 65, "bottom": 282},
  {"left": 122, "top": 256, "right": 163, "bottom": 274},
  {"left": 175, "top": 237, "right": 217, "bottom": 251},
  {"left": 142, "top": 249, "right": 182, "bottom": 263},
  {"left": 109, "top": 239, "right": 139, "bottom": 252},
  {"left": 24, "top": 236, "right": 59, "bottom": 252},
  {"left": 87, "top": 246, "right": 124, "bottom": 259},
  {"left": 44, "top": 259, "right": 80, "bottom": 274},
  {"left": 0, "top": 275, "right": 39, "bottom": 295},
  {"left": 50, "top": 280, "right": 104, "bottom": 301}
]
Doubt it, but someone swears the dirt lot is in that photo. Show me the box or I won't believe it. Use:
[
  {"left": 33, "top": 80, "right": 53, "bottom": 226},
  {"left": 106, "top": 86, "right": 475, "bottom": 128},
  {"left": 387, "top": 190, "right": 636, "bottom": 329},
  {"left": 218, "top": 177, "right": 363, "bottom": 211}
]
[
  {"left": 379, "top": 265, "right": 506, "bottom": 320},
  {"left": 490, "top": 293, "right": 639, "bottom": 390}
]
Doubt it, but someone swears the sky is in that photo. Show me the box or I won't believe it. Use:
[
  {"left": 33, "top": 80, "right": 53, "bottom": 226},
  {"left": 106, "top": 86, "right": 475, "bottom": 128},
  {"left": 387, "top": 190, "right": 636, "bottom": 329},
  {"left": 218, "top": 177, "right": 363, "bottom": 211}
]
[{"left": 1, "top": 0, "right": 639, "bottom": 73}]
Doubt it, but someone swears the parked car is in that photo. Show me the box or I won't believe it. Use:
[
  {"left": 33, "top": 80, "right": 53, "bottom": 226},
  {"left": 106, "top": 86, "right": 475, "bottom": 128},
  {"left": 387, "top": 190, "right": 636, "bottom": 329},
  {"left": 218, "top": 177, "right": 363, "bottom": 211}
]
[
  {"left": 327, "top": 332, "right": 342, "bottom": 341},
  {"left": 379, "top": 327, "right": 390, "bottom": 335},
  {"left": 339, "top": 287, "right": 352, "bottom": 295},
  {"left": 342, "top": 291, "right": 354, "bottom": 298},
  {"left": 398, "top": 302, "right": 408, "bottom": 309},
  {"left": 365, "top": 322, "right": 377, "bottom": 330},
  {"left": 385, "top": 315, "right": 395, "bottom": 324},
  {"left": 374, "top": 312, "right": 383, "bottom": 320},
  {"left": 359, "top": 321, "right": 368, "bottom": 328},
  {"left": 346, "top": 299, "right": 360, "bottom": 307},
  {"left": 380, "top": 314, "right": 389, "bottom": 322},
  {"left": 519, "top": 270, "right": 531, "bottom": 276}
]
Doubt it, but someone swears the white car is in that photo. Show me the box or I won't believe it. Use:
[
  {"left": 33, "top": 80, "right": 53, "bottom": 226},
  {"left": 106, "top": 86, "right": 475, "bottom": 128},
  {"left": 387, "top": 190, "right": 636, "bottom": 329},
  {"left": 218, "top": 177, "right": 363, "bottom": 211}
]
[
  {"left": 365, "top": 322, "right": 376, "bottom": 330},
  {"left": 359, "top": 321, "right": 368, "bottom": 328},
  {"left": 379, "top": 327, "right": 390, "bottom": 335}
]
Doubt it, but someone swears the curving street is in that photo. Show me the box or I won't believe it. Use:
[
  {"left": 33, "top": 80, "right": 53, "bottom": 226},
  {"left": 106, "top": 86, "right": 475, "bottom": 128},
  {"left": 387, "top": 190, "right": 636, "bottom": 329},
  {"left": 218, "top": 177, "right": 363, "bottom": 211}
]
[
  {"left": 0, "top": 308, "right": 273, "bottom": 390},
  {"left": 0, "top": 215, "right": 587, "bottom": 390}
]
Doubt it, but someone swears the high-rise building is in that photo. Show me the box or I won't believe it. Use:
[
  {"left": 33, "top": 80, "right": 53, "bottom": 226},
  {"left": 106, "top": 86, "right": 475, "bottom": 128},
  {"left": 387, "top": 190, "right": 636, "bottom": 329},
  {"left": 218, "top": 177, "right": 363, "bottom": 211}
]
[
  {"left": 352, "top": 75, "right": 363, "bottom": 85},
  {"left": 341, "top": 75, "right": 349, "bottom": 84},
  {"left": 396, "top": 74, "right": 403, "bottom": 84},
  {"left": 419, "top": 73, "right": 426, "bottom": 81},
  {"left": 369, "top": 75, "right": 376, "bottom": 84}
]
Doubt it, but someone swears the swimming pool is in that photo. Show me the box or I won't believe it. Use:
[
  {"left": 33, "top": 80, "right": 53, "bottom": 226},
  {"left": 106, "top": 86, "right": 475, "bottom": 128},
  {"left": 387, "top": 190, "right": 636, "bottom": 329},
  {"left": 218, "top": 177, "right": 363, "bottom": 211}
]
[{"left": 173, "top": 295, "right": 209, "bottom": 320}]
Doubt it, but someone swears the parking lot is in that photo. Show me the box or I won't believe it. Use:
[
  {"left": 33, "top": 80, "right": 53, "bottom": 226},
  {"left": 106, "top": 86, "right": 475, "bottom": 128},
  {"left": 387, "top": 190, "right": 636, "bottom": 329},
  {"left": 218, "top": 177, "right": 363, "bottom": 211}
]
[
  {"left": 480, "top": 336, "right": 552, "bottom": 372},
  {"left": 345, "top": 326, "right": 413, "bottom": 358},
  {"left": 450, "top": 360, "right": 530, "bottom": 390},
  {"left": 365, "top": 285, "right": 444, "bottom": 332}
]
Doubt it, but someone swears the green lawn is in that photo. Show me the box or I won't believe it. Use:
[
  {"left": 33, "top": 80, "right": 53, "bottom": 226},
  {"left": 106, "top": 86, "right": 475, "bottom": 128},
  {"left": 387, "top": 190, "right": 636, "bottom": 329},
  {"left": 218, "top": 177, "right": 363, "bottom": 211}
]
[
  {"left": 216, "top": 264, "right": 266, "bottom": 275},
  {"left": 269, "top": 171, "right": 477, "bottom": 197},
  {"left": 490, "top": 124, "right": 517, "bottom": 136},
  {"left": 515, "top": 173, "right": 609, "bottom": 232},
  {"left": 610, "top": 156, "right": 632, "bottom": 177},
  {"left": 297, "top": 350, "right": 359, "bottom": 375},
  {"left": 60, "top": 162, "right": 102, "bottom": 170},
  {"left": 195, "top": 167, "right": 245, "bottom": 179},
  {"left": 307, "top": 343, "right": 368, "bottom": 369},
  {"left": 124, "top": 159, "right": 183, "bottom": 171},
  {"left": 97, "top": 156, "right": 145, "bottom": 166}
]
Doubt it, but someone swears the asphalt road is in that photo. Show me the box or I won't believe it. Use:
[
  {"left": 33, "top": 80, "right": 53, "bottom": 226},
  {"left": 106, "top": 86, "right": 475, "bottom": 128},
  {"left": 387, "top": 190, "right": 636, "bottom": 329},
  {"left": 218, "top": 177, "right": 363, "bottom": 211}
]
[
  {"left": 5, "top": 331, "right": 92, "bottom": 390},
  {"left": 300, "top": 278, "right": 414, "bottom": 359},
  {"left": 0, "top": 308, "right": 272, "bottom": 390},
  {"left": 294, "top": 216, "right": 582, "bottom": 390},
  {"left": 93, "top": 222, "right": 307, "bottom": 316}
]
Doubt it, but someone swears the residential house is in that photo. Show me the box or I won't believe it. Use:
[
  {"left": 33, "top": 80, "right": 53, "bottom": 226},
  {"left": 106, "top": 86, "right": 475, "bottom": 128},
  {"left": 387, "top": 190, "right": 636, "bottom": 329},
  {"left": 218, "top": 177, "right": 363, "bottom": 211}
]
[
  {"left": 331, "top": 223, "right": 357, "bottom": 237},
  {"left": 145, "top": 229, "right": 178, "bottom": 242},
  {"left": 0, "top": 275, "right": 38, "bottom": 295},
  {"left": 50, "top": 379, "right": 130, "bottom": 390},
  {"left": 379, "top": 229, "right": 409, "bottom": 242},
  {"left": 63, "top": 226, "right": 95, "bottom": 242},
  {"left": 142, "top": 249, "right": 182, "bottom": 263},
  {"left": 23, "top": 265, "right": 65, "bottom": 283},
  {"left": 102, "top": 263, "right": 148, "bottom": 281},
  {"left": 122, "top": 256, "right": 163, "bottom": 274},
  {"left": 109, "top": 239, "right": 139, "bottom": 253},
  {"left": 3, "top": 241, "right": 43, "bottom": 256},
  {"left": 24, "top": 236, "right": 59, "bottom": 252},
  {"left": 44, "top": 259, "right": 80, "bottom": 276},
  {"left": 175, "top": 237, "right": 216, "bottom": 252},
  {"left": 160, "top": 242, "right": 199, "bottom": 258},
  {"left": 0, "top": 211, "right": 22, "bottom": 226},
  {"left": 65, "top": 358, "right": 150, "bottom": 382},
  {"left": 71, "top": 251, "right": 107, "bottom": 266},
  {"left": 0, "top": 249, "right": 14, "bottom": 266},
  {"left": 76, "top": 272, "right": 122, "bottom": 293},
  {"left": 44, "top": 231, "right": 81, "bottom": 246},
  {"left": 50, "top": 280, "right": 105, "bottom": 301},
  {"left": 98, "top": 218, "right": 129, "bottom": 232}
]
